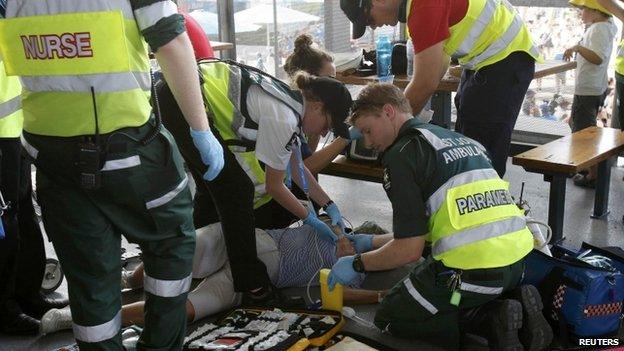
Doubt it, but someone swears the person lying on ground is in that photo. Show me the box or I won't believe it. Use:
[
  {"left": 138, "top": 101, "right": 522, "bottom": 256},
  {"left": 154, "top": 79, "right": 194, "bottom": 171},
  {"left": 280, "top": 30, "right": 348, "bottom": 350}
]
[{"left": 40, "top": 221, "right": 392, "bottom": 333}]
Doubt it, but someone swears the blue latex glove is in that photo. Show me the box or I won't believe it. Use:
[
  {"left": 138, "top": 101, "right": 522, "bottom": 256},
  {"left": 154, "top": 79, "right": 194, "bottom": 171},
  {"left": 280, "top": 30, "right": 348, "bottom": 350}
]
[
  {"left": 346, "top": 234, "right": 374, "bottom": 253},
  {"left": 325, "top": 202, "right": 345, "bottom": 232},
  {"left": 328, "top": 255, "right": 359, "bottom": 291},
  {"left": 303, "top": 211, "right": 338, "bottom": 243},
  {"left": 190, "top": 128, "right": 225, "bottom": 181},
  {"left": 348, "top": 126, "right": 363, "bottom": 140}
]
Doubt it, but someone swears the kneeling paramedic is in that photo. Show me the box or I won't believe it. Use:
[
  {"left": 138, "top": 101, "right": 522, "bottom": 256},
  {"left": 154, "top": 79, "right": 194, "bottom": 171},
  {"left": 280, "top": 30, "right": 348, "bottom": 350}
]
[
  {"left": 0, "top": 1, "right": 224, "bottom": 350},
  {"left": 328, "top": 84, "right": 552, "bottom": 350}
]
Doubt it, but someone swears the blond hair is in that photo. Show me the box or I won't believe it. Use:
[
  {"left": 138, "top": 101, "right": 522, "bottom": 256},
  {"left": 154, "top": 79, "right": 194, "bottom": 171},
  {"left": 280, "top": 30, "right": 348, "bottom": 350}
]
[{"left": 349, "top": 83, "right": 412, "bottom": 123}]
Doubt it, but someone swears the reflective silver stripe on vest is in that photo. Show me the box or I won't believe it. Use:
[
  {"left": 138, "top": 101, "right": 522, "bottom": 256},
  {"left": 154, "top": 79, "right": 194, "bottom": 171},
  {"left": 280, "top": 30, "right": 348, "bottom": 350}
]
[
  {"left": 462, "top": 0, "right": 524, "bottom": 70},
  {"left": 426, "top": 168, "right": 500, "bottom": 215},
  {"left": 144, "top": 273, "right": 192, "bottom": 297},
  {"left": 432, "top": 216, "right": 527, "bottom": 257},
  {"left": 415, "top": 128, "right": 448, "bottom": 151},
  {"left": 7, "top": 0, "right": 134, "bottom": 20},
  {"left": 0, "top": 96, "right": 21, "bottom": 119},
  {"left": 134, "top": 1, "right": 178, "bottom": 31},
  {"left": 460, "top": 282, "right": 503, "bottom": 295},
  {"left": 403, "top": 278, "right": 438, "bottom": 314},
  {"left": 20, "top": 135, "right": 39, "bottom": 159},
  {"left": 20, "top": 72, "right": 151, "bottom": 93},
  {"left": 226, "top": 65, "right": 259, "bottom": 141},
  {"left": 145, "top": 175, "right": 188, "bottom": 209},
  {"left": 453, "top": 0, "right": 498, "bottom": 58},
  {"left": 72, "top": 310, "right": 121, "bottom": 343},
  {"left": 101, "top": 155, "right": 141, "bottom": 171}
]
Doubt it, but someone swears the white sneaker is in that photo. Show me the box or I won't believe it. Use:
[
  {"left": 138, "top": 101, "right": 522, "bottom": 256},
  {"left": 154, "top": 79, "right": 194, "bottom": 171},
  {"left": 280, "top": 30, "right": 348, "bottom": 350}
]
[{"left": 40, "top": 308, "right": 73, "bottom": 335}]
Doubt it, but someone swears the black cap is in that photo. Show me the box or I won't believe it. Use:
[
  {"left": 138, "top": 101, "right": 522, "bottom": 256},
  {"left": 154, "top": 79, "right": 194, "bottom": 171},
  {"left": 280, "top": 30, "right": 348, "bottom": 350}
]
[
  {"left": 312, "top": 77, "right": 352, "bottom": 139},
  {"left": 340, "top": 0, "right": 370, "bottom": 39}
]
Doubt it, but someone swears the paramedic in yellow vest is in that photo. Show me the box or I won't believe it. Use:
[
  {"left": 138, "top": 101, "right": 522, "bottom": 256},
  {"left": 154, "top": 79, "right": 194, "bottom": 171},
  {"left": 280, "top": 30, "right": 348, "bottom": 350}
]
[
  {"left": 598, "top": 0, "right": 624, "bottom": 130},
  {"left": 340, "top": 0, "right": 541, "bottom": 177},
  {"left": 328, "top": 84, "right": 553, "bottom": 350},
  {"left": 0, "top": 1, "right": 224, "bottom": 350},
  {"left": 0, "top": 55, "right": 69, "bottom": 335}
]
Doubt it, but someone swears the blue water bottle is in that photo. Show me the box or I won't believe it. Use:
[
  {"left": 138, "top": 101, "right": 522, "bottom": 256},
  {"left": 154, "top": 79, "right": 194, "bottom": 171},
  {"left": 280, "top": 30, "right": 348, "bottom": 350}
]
[{"left": 376, "top": 35, "right": 393, "bottom": 83}]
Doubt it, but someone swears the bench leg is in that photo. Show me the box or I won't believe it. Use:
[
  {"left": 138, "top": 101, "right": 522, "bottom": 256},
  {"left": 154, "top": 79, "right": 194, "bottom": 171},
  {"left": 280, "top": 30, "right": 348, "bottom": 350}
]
[
  {"left": 431, "top": 91, "right": 452, "bottom": 129},
  {"left": 545, "top": 173, "right": 566, "bottom": 244},
  {"left": 591, "top": 157, "right": 612, "bottom": 219}
]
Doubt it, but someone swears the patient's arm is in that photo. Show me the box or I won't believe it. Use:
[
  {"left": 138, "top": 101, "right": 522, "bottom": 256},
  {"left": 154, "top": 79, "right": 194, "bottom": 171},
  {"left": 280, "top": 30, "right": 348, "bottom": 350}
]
[
  {"left": 343, "top": 288, "right": 388, "bottom": 305},
  {"left": 303, "top": 137, "right": 349, "bottom": 175}
]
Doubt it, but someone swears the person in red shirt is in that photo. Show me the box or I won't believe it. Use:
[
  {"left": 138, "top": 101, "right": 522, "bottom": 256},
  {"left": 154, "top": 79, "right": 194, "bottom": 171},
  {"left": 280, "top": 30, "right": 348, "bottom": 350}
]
[
  {"left": 341, "top": 0, "right": 540, "bottom": 177},
  {"left": 181, "top": 12, "right": 214, "bottom": 60}
]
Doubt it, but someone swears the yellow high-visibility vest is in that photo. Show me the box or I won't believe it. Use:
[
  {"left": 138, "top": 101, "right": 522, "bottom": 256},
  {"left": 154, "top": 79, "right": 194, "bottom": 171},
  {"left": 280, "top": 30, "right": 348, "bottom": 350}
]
[
  {"left": 0, "top": 58, "right": 23, "bottom": 138},
  {"left": 616, "top": 39, "right": 624, "bottom": 75},
  {"left": 198, "top": 61, "right": 305, "bottom": 209},
  {"left": 0, "top": 2, "right": 154, "bottom": 137},
  {"left": 414, "top": 124, "right": 534, "bottom": 269},
  {"left": 407, "top": 0, "right": 542, "bottom": 71}
]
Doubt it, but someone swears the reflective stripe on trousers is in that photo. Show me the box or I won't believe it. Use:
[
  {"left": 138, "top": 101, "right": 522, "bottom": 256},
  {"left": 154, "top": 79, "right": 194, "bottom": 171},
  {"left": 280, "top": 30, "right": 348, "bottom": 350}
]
[
  {"left": 73, "top": 310, "right": 121, "bottom": 343},
  {"left": 144, "top": 273, "right": 192, "bottom": 298},
  {"left": 403, "top": 278, "right": 438, "bottom": 315}
]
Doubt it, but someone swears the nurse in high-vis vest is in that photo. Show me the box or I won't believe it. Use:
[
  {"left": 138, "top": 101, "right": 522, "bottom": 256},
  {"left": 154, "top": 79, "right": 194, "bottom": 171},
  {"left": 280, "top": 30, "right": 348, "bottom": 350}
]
[
  {"left": 158, "top": 60, "right": 354, "bottom": 307},
  {"left": 597, "top": 0, "right": 624, "bottom": 130},
  {"left": 327, "top": 84, "right": 552, "bottom": 350},
  {"left": 0, "top": 1, "right": 224, "bottom": 350},
  {"left": 340, "top": 0, "right": 542, "bottom": 177}
]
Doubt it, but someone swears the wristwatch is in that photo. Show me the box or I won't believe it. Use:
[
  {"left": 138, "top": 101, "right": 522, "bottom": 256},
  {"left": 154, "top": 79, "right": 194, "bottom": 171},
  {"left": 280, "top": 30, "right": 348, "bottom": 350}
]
[{"left": 352, "top": 254, "right": 366, "bottom": 273}]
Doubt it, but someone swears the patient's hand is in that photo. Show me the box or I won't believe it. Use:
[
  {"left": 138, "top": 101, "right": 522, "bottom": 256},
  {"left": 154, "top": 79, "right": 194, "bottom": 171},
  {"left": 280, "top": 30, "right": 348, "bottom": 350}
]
[{"left": 336, "top": 237, "right": 356, "bottom": 258}]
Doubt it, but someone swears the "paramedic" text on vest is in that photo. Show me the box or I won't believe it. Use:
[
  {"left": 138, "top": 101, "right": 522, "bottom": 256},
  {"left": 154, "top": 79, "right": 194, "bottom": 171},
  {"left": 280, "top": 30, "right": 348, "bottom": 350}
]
[{"left": 455, "top": 189, "right": 514, "bottom": 215}]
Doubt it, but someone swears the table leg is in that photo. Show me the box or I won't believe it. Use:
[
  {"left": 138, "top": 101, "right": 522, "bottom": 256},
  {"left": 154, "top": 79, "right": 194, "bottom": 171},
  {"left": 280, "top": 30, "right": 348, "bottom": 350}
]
[
  {"left": 591, "top": 157, "right": 612, "bottom": 219},
  {"left": 431, "top": 91, "right": 452, "bottom": 129},
  {"left": 545, "top": 173, "right": 566, "bottom": 244}
]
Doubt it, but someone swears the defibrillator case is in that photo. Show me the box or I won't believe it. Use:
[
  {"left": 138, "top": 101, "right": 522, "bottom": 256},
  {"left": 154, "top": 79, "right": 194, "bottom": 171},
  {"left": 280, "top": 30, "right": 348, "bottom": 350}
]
[{"left": 183, "top": 307, "right": 345, "bottom": 351}]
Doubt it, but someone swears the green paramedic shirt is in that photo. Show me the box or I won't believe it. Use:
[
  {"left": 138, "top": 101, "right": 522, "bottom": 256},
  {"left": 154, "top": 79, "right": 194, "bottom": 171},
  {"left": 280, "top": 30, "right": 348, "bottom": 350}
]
[
  {"left": 132, "top": 0, "right": 185, "bottom": 51},
  {"left": 381, "top": 118, "right": 437, "bottom": 238}
]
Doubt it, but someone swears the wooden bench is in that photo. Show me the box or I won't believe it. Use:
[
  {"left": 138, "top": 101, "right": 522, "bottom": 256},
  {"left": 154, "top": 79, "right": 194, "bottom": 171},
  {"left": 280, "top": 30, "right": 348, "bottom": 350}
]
[
  {"left": 512, "top": 126, "right": 624, "bottom": 243},
  {"left": 320, "top": 155, "right": 383, "bottom": 183}
]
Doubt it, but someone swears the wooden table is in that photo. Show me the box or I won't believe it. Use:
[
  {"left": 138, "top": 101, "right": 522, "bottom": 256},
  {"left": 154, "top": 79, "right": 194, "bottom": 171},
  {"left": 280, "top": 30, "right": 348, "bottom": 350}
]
[
  {"left": 210, "top": 41, "right": 234, "bottom": 51},
  {"left": 321, "top": 155, "right": 383, "bottom": 183},
  {"left": 336, "top": 60, "right": 576, "bottom": 129},
  {"left": 512, "top": 126, "right": 624, "bottom": 242}
]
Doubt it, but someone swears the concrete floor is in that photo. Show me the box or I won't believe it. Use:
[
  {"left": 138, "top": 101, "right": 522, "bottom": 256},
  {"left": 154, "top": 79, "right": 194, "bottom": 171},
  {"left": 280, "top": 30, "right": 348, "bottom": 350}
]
[{"left": 1, "top": 158, "right": 623, "bottom": 351}]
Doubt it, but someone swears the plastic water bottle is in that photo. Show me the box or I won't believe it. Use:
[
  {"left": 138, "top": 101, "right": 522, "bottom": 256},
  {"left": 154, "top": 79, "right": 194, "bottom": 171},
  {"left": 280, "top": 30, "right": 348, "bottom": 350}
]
[
  {"left": 406, "top": 38, "right": 414, "bottom": 79},
  {"left": 376, "top": 35, "right": 393, "bottom": 83}
]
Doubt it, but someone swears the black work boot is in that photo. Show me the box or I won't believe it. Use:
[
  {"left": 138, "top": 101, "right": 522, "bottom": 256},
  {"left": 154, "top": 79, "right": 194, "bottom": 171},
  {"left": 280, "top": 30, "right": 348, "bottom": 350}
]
[
  {"left": 0, "top": 300, "right": 40, "bottom": 335},
  {"left": 461, "top": 299, "right": 523, "bottom": 351},
  {"left": 485, "top": 299, "right": 524, "bottom": 351},
  {"left": 509, "top": 285, "right": 553, "bottom": 351},
  {"left": 19, "top": 292, "right": 70, "bottom": 319}
]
